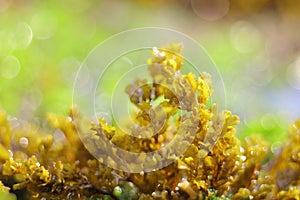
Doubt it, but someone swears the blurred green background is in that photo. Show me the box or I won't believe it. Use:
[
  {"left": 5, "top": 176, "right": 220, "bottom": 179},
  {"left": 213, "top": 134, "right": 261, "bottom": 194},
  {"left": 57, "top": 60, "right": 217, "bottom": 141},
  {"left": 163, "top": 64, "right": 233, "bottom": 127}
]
[{"left": 1, "top": 0, "right": 300, "bottom": 146}]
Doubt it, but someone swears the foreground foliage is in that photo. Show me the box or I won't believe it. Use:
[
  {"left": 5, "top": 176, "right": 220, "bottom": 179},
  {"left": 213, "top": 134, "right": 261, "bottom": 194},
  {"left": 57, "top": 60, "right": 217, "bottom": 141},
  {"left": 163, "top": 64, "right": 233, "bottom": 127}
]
[{"left": 0, "top": 44, "right": 300, "bottom": 199}]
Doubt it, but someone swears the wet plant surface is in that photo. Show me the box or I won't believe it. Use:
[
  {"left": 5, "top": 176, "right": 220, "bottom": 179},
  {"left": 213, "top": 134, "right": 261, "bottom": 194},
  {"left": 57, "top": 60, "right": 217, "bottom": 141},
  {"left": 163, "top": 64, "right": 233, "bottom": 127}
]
[{"left": 1, "top": 45, "right": 300, "bottom": 199}]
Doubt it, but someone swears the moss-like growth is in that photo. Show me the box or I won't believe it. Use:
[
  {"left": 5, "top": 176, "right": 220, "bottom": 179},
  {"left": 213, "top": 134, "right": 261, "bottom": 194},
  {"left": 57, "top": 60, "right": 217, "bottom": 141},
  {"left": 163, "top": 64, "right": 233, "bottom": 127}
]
[{"left": 0, "top": 44, "right": 300, "bottom": 199}]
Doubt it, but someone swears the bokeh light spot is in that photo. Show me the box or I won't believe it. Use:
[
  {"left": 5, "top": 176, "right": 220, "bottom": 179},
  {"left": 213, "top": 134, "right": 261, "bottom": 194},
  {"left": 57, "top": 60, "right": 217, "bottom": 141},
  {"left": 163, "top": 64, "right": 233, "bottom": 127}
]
[
  {"left": 8, "top": 116, "right": 20, "bottom": 129},
  {"left": 191, "top": 0, "right": 230, "bottom": 21},
  {"left": 30, "top": 12, "right": 57, "bottom": 40},
  {"left": 260, "top": 113, "right": 276, "bottom": 130},
  {"left": 247, "top": 56, "right": 273, "bottom": 86},
  {"left": 61, "top": 0, "right": 92, "bottom": 13},
  {"left": 286, "top": 56, "right": 300, "bottom": 90},
  {"left": 0, "top": 30, "right": 14, "bottom": 55},
  {"left": 0, "top": 56, "right": 21, "bottom": 79},
  {"left": 12, "top": 22, "right": 33, "bottom": 50},
  {"left": 60, "top": 57, "right": 81, "bottom": 85},
  {"left": 230, "top": 21, "right": 264, "bottom": 53},
  {"left": 0, "top": 0, "right": 11, "bottom": 13}
]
